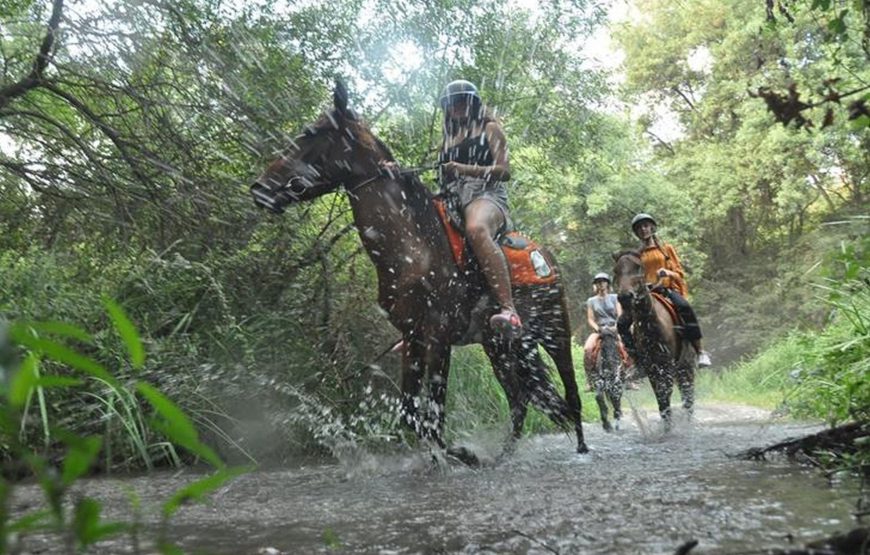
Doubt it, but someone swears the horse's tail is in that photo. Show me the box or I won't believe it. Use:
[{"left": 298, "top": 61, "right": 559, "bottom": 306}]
[
  {"left": 548, "top": 253, "right": 583, "bottom": 400},
  {"left": 517, "top": 340, "right": 572, "bottom": 431}
]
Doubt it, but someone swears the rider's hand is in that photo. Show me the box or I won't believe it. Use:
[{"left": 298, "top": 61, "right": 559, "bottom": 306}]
[
  {"left": 441, "top": 161, "right": 462, "bottom": 178},
  {"left": 379, "top": 160, "right": 400, "bottom": 175}
]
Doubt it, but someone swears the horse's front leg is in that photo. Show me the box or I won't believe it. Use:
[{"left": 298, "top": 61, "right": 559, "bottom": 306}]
[
  {"left": 423, "top": 336, "right": 452, "bottom": 448},
  {"left": 676, "top": 357, "right": 696, "bottom": 418},
  {"left": 399, "top": 334, "right": 426, "bottom": 437},
  {"left": 482, "top": 334, "right": 526, "bottom": 441},
  {"left": 648, "top": 364, "right": 674, "bottom": 431}
]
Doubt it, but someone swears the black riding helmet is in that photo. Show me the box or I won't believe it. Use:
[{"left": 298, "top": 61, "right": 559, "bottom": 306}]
[
  {"left": 439, "top": 79, "right": 482, "bottom": 110},
  {"left": 631, "top": 213, "right": 657, "bottom": 235}
]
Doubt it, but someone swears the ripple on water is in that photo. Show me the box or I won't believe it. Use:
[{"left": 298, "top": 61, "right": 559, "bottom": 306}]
[{"left": 8, "top": 409, "right": 862, "bottom": 555}]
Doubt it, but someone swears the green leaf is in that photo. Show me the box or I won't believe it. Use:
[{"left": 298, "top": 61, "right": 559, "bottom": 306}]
[
  {"left": 811, "top": 0, "right": 832, "bottom": 11},
  {"left": 33, "top": 376, "right": 84, "bottom": 389},
  {"left": 827, "top": 10, "right": 848, "bottom": 35},
  {"left": 158, "top": 542, "right": 185, "bottom": 555},
  {"left": 71, "top": 498, "right": 126, "bottom": 546},
  {"left": 136, "top": 382, "right": 223, "bottom": 468},
  {"left": 103, "top": 297, "right": 145, "bottom": 369},
  {"left": 9, "top": 325, "right": 117, "bottom": 387},
  {"left": 61, "top": 435, "right": 102, "bottom": 486},
  {"left": 8, "top": 509, "right": 53, "bottom": 533},
  {"left": 23, "top": 321, "right": 93, "bottom": 344},
  {"left": 73, "top": 498, "right": 101, "bottom": 545},
  {"left": 9, "top": 354, "right": 39, "bottom": 408},
  {"left": 849, "top": 115, "right": 870, "bottom": 130},
  {"left": 323, "top": 527, "right": 342, "bottom": 548},
  {"left": 162, "top": 466, "right": 249, "bottom": 518}
]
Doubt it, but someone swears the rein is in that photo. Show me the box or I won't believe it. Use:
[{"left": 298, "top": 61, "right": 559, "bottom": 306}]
[{"left": 345, "top": 163, "right": 438, "bottom": 195}]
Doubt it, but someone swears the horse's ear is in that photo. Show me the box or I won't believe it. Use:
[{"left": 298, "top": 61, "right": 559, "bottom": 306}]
[
  {"left": 334, "top": 80, "right": 349, "bottom": 116},
  {"left": 611, "top": 251, "right": 621, "bottom": 262}
]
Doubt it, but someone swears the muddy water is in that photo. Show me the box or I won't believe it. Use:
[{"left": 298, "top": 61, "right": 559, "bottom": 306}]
[{"left": 11, "top": 404, "right": 862, "bottom": 554}]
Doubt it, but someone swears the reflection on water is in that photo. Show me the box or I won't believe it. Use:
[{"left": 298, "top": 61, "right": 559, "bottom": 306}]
[{"left": 10, "top": 405, "right": 862, "bottom": 554}]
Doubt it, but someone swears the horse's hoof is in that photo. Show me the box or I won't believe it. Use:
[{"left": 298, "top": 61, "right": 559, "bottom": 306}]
[
  {"left": 576, "top": 443, "right": 589, "bottom": 454},
  {"left": 446, "top": 446, "right": 481, "bottom": 467},
  {"left": 602, "top": 421, "right": 613, "bottom": 433}
]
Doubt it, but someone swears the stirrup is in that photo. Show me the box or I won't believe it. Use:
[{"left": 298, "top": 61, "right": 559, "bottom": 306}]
[{"left": 490, "top": 309, "right": 523, "bottom": 339}]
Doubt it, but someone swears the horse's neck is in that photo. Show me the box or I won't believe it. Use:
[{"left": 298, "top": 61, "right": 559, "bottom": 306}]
[
  {"left": 347, "top": 176, "right": 452, "bottom": 278},
  {"left": 634, "top": 290, "right": 677, "bottom": 354}
]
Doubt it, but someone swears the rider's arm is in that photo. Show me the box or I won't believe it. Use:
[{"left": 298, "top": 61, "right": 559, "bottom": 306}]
[
  {"left": 442, "top": 121, "right": 511, "bottom": 182},
  {"left": 663, "top": 244, "right": 688, "bottom": 296},
  {"left": 587, "top": 303, "right": 599, "bottom": 333}
]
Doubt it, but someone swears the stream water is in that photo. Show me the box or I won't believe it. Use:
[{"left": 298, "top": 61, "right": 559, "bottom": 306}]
[{"left": 9, "top": 404, "right": 863, "bottom": 554}]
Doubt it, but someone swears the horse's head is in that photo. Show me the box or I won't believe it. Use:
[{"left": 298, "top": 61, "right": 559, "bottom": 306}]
[
  {"left": 612, "top": 250, "right": 647, "bottom": 309},
  {"left": 251, "top": 81, "right": 390, "bottom": 213}
]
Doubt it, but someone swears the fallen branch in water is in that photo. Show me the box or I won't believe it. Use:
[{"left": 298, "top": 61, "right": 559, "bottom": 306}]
[
  {"left": 737, "top": 422, "right": 869, "bottom": 473},
  {"left": 511, "top": 529, "right": 560, "bottom": 554},
  {"left": 768, "top": 527, "right": 869, "bottom": 555},
  {"left": 674, "top": 539, "right": 699, "bottom": 554},
  {"left": 674, "top": 528, "right": 869, "bottom": 554}
]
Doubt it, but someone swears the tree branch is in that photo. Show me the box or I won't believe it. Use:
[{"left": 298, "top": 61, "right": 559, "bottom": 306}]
[
  {"left": 0, "top": 0, "right": 65, "bottom": 110},
  {"left": 670, "top": 85, "right": 696, "bottom": 111}
]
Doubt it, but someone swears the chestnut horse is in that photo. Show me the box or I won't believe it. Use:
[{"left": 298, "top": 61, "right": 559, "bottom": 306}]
[
  {"left": 612, "top": 251, "right": 695, "bottom": 429},
  {"left": 250, "top": 83, "right": 588, "bottom": 456}
]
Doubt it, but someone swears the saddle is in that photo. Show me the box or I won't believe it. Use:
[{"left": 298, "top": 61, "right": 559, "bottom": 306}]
[
  {"left": 650, "top": 290, "right": 681, "bottom": 328},
  {"left": 433, "top": 197, "right": 557, "bottom": 286}
]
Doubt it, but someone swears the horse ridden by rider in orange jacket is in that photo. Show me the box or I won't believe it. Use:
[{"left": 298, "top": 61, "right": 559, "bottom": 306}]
[{"left": 616, "top": 213, "right": 712, "bottom": 368}]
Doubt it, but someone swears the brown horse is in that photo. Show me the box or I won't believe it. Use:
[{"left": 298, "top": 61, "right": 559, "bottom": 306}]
[
  {"left": 250, "top": 83, "right": 588, "bottom": 456},
  {"left": 612, "top": 251, "right": 695, "bottom": 429},
  {"left": 591, "top": 328, "right": 623, "bottom": 432}
]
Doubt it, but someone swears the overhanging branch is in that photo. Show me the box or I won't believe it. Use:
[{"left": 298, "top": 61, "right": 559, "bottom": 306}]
[{"left": 0, "top": 0, "right": 65, "bottom": 110}]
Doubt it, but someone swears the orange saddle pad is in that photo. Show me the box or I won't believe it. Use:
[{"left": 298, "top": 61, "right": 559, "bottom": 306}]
[{"left": 433, "top": 198, "right": 557, "bottom": 286}]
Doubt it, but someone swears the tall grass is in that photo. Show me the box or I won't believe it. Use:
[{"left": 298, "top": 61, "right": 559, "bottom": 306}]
[
  {"left": 0, "top": 303, "right": 250, "bottom": 553},
  {"left": 696, "top": 235, "right": 869, "bottom": 426}
]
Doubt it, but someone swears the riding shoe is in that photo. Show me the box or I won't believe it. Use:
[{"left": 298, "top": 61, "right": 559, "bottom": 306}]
[
  {"left": 490, "top": 309, "right": 523, "bottom": 339},
  {"left": 697, "top": 350, "right": 712, "bottom": 368}
]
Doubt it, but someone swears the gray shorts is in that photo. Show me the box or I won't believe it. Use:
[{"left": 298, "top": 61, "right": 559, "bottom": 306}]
[{"left": 442, "top": 177, "right": 512, "bottom": 232}]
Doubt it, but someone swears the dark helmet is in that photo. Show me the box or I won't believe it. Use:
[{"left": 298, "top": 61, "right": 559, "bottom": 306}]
[
  {"left": 592, "top": 272, "right": 611, "bottom": 284},
  {"left": 631, "top": 213, "right": 657, "bottom": 232},
  {"left": 439, "top": 79, "right": 482, "bottom": 109}
]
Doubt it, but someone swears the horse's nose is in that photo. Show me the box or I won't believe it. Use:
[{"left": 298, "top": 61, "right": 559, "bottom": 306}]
[{"left": 250, "top": 180, "right": 286, "bottom": 214}]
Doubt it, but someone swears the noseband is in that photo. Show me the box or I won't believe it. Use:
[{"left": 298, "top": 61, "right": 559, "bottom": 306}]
[{"left": 615, "top": 253, "right": 646, "bottom": 304}]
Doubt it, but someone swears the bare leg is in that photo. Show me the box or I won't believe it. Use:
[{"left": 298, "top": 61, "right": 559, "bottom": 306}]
[
  {"left": 464, "top": 199, "right": 514, "bottom": 312},
  {"left": 583, "top": 333, "right": 600, "bottom": 391}
]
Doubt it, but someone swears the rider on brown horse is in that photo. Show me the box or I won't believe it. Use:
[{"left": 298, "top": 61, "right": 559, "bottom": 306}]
[
  {"left": 380, "top": 80, "right": 521, "bottom": 338},
  {"left": 616, "top": 213, "right": 712, "bottom": 368},
  {"left": 582, "top": 272, "right": 631, "bottom": 390},
  {"left": 436, "top": 80, "right": 522, "bottom": 338}
]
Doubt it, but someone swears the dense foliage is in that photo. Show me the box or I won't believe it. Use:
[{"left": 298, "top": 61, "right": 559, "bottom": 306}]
[{"left": 0, "top": 0, "right": 867, "bottom": 468}]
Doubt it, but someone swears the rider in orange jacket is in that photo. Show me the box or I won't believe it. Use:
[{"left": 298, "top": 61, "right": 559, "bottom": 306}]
[{"left": 617, "top": 213, "right": 712, "bottom": 368}]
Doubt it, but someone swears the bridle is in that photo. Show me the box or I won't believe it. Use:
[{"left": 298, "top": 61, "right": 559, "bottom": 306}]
[{"left": 615, "top": 252, "right": 647, "bottom": 305}]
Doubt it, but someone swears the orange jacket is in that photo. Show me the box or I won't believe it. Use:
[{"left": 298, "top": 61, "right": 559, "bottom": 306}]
[{"left": 639, "top": 241, "right": 688, "bottom": 297}]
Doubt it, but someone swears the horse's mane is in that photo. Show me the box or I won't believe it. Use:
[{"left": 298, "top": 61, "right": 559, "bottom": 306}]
[
  {"left": 317, "top": 110, "right": 439, "bottom": 229},
  {"left": 614, "top": 249, "right": 641, "bottom": 261}
]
